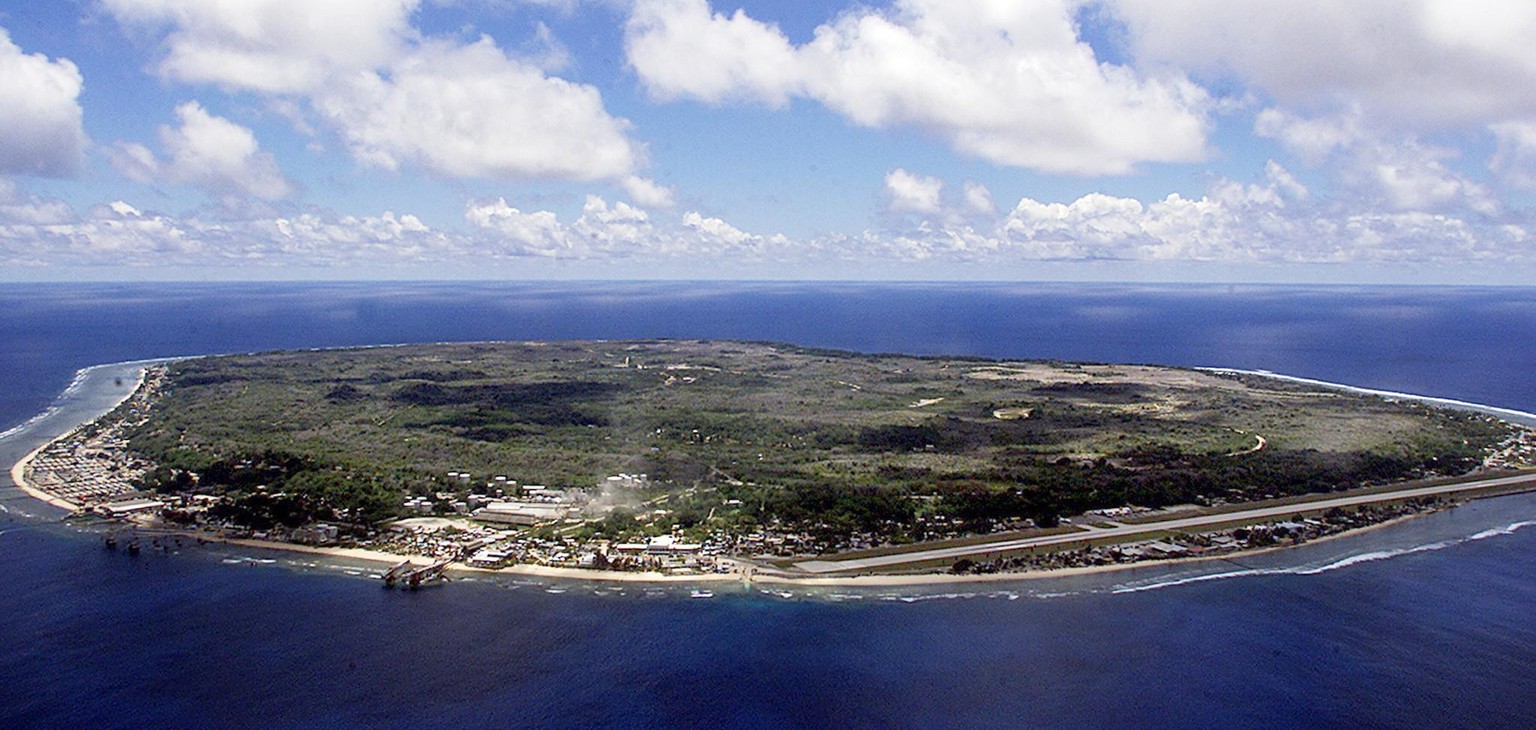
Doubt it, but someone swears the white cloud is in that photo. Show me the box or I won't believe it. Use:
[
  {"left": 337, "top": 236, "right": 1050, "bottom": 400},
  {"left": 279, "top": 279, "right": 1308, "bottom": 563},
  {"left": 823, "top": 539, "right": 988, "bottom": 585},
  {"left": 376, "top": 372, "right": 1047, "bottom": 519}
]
[
  {"left": 0, "top": 180, "right": 76, "bottom": 226},
  {"left": 5, "top": 193, "right": 789, "bottom": 267},
  {"left": 111, "top": 102, "right": 295, "bottom": 200},
  {"left": 681, "top": 211, "right": 750, "bottom": 247},
  {"left": 519, "top": 22, "right": 572, "bottom": 72},
  {"left": 312, "top": 37, "right": 638, "bottom": 181},
  {"left": 571, "top": 196, "right": 655, "bottom": 255},
  {"left": 622, "top": 176, "right": 675, "bottom": 208},
  {"left": 1113, "top": 0, "right": 1536, "bottom": 130},
  {"left": 0, "top": 28, "right": 88, "bottom": 177},
  {"left": 4, "top": 165, "right": 1533, "bottom": 271},
  {"left": 463, "top": 197, "right": 575, "bottom": 256},
  {"left": 467, "top": 196, "right": 658, "bottom": 258},
  {"left": 106, "top": 0, "right": 648, "bottom": 186},
  {"left": 983, "top": 161, "right": 1511, "bottom": 263},
  {"left": 266, "top": 210, "right": 440, "bottom": 259},
  {"left": 802, "top": 159, "right": 1534, "bottom": 265},
  {"left": 1263, "top": 160, "right": 1309, "bottom": 202},
  {"left": 1257, "top": 108, "right": 1497, "bottom": 215},
  {"left": 884, "top": 169, "right": 943, "bottom": 214},
  {"left": 1115, "top": 1, "right": 1536, "bottom": 214},
  {"left": 1006, "top": 193, "right": 1149, "bottom": 257},
  {"left": 626, "top": 0, "right": 802, "bottom": 106},
  {"left": 963, "top": 181, "right": 995, "bottom": 215},
  {"left": 1254, "top": 108, "right": 1362, "bottom": 165},
  {"left": 1372, "top": 151, "right": 1493, "bottom": 215},
  {"left": 626, "top": 0, "right": 1210, "bottom": 175},
  {"left": 1491, "top": 121, "right": 1536, "bottom": 188},
  {"left": 465, "top": 195, "right": 790, "bottom": 259},
  {"left": 103, "top": 0, "right": 419, "bottom": 94},
  {"left": 1, "top": 199, "right": 451, "bottom": 265}
]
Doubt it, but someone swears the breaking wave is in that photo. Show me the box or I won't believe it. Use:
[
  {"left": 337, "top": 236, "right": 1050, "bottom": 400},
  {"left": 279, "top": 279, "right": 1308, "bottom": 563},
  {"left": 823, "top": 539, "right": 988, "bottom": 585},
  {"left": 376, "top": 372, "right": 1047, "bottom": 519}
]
[
  {"left": 1, "top": 410, "right": 56, "bottom": 442},
  {"left": 0, "top": 363, "right": 119, "bottom": 442},
  {"left": 1112, "top": 520, "right": 1536, "bottom": 594}
]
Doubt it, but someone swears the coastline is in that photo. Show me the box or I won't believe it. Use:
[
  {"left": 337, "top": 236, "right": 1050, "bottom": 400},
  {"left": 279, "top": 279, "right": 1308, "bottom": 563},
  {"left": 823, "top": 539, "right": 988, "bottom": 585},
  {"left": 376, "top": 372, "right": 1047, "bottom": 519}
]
[
  {"left": 7, "top": 356, "right": 1534, "bottom": 588},
  {"left": 1202, "top": 367, "right": 1536, "bottom": 427},
  {"left": 9, "top": 441, "right": 80, "bottom": 512},
  {"left": 6, "top": 361, "right": 160, "bottom": 513},
  {"left": 181, "top": 507, "right": 1445, "bottom": 589}
]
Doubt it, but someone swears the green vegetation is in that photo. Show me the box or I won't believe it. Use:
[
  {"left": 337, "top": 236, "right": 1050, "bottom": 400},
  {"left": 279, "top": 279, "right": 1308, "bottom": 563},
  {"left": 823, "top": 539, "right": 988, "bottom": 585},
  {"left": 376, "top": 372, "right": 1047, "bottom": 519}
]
[{"left": 125, "top": 340, "right": 1513, "bottom": 536}]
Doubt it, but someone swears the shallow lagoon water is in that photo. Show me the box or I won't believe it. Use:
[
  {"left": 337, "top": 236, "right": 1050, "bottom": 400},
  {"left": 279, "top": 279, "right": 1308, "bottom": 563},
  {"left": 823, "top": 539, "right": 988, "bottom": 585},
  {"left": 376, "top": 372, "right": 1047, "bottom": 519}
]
[{"left": 3, "top": 282, "right": 1536, "bottom": 728}]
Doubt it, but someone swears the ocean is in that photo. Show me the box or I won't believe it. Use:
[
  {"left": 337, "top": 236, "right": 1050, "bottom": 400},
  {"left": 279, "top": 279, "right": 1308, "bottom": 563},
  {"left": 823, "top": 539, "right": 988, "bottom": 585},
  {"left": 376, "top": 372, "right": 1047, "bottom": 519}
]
[{"left": 2, "top": 281, "right": 1535, "bottom": 729}]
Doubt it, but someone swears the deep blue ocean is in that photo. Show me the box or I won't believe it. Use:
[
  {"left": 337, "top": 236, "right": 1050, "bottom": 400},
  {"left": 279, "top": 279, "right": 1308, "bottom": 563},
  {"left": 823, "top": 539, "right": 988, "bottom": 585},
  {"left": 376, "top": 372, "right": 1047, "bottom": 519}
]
[{"left": 3, "top": 281, "right": 1536, "bottom": 729}]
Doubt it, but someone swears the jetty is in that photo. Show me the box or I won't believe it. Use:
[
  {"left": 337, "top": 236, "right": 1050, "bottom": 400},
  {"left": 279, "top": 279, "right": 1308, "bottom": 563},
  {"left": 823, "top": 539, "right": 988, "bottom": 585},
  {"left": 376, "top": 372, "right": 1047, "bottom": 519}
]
[{"left": 383, "top": 559, "right": 451, "bottom": 589}]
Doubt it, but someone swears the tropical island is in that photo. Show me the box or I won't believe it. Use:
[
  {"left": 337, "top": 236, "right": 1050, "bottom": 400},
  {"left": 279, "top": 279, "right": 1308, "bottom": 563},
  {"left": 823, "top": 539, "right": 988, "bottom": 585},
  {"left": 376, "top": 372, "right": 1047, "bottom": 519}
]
[{"left": 16, "top": 340, "right": 1536, "bottom": 584}]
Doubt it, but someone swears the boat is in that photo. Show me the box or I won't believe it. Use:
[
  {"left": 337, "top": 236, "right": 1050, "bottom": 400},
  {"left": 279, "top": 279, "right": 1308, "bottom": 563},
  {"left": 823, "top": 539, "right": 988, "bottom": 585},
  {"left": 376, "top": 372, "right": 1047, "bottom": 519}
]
[
  {"left": 126, "top": 541, "right": 140, "bottom": 555},
  {"left": 104, "top": 535, "right": 118, "bottom": 550}
]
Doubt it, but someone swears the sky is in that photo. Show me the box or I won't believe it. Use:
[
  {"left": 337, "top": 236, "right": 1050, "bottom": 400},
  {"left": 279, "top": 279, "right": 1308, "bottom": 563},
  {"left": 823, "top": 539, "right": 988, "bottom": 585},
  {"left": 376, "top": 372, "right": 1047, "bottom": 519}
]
[{"left": 3, "top": 0, "right": 1536, "bottom": 282}]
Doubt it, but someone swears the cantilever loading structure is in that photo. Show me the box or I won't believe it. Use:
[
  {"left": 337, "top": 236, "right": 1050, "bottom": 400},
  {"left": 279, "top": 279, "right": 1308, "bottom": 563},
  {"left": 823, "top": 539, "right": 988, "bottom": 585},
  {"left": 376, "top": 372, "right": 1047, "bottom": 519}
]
[{"left": 383, "top": 559, "right": 451, "bottom": 589}]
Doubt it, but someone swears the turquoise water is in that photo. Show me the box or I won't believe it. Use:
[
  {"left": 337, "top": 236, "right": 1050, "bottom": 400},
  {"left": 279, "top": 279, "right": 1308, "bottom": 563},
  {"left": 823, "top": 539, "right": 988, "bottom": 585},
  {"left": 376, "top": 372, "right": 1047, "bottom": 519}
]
[{"left": 3, "top": 282, "right": 1535, "bottom": 728}]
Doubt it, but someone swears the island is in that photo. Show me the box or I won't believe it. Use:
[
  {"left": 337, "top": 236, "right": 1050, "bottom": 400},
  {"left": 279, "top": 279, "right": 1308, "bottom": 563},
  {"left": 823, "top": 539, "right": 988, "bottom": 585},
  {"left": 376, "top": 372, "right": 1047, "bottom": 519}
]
[{"left": 15, "top": 340, "right": 1536, "bottom": 585}]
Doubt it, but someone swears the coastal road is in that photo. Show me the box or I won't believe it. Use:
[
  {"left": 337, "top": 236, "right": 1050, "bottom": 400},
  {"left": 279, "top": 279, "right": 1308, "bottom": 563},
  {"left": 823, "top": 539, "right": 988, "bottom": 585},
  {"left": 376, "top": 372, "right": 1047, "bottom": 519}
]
[{"left": 793, "top": 472, "right": 1536, "bottom": 574}]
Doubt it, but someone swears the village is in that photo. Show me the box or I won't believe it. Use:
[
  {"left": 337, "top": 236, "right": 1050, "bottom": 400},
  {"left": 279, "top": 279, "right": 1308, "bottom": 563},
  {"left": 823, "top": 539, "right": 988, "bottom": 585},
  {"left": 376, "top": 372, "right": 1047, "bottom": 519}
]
[
  {"left": 24, "top": 426, "right": 1483, "bottom": 579},
  {"left": 20, "top": 369, "right": 165, "bottom": 516}
]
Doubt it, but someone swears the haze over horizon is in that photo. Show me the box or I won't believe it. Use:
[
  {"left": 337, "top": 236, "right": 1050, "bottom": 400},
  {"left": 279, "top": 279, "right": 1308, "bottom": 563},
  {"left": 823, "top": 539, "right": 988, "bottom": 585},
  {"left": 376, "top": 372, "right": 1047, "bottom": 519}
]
[{"left": 3, "top": 1, "right": 1536, "bottom": 284}]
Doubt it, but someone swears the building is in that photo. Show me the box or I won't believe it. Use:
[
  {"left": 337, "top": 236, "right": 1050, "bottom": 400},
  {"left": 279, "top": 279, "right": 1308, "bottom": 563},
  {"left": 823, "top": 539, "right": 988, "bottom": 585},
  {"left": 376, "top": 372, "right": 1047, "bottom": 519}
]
[
  {"left": 471, "top": 501, "right": 567, "bottom": 526},
  {"left": 96, "top": 497, "right": 165, "bottom": 518}
]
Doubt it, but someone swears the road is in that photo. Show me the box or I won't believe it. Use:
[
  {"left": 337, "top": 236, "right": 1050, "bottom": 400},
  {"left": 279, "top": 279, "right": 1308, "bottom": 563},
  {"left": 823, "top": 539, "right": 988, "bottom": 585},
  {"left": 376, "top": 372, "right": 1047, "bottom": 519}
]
[{"left": 792, "top": 471, "right": 1536, "bottom": 574}]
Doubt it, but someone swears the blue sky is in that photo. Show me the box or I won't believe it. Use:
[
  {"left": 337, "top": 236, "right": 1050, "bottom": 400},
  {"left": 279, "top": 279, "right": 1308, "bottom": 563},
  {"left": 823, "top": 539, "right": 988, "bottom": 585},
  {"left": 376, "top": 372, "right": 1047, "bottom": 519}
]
[{"left": 2, "top": 0, "right": 1536, "bottom": 282}]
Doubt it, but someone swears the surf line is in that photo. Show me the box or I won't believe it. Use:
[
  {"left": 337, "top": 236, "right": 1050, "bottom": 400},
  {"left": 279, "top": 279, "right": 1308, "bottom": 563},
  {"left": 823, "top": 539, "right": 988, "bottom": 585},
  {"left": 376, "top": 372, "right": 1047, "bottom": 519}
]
[
  {"left": 1200, "top": 367, "right": 1536, "bottom": 426},
  {"left": 1112, "top": 519, "right": 1536, "bottom": 594}
]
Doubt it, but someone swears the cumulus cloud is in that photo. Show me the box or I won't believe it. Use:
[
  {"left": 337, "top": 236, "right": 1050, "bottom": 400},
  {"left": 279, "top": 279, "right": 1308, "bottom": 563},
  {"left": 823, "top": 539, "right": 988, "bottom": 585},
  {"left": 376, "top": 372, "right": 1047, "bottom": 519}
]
[
  {"left": 111, "top": 102, "right": 295, "bottom": 200},
  {"left": 813, "top": 160, "right": 1527, "bottom": 265},
  {"left": 464, "top": 198, "right": 568, "bottom": 256},
  {"left": 626, "top": 0, "right": 1210, "bottom": 175},
  {"left": 312, "top": 37, "right": 637, "bottom": 181},
  {"left": 964, "top": 162, "right": 1522, "bottom": 264},
  {"left": 884, "top": 169, "right": 943, "bottom": 214},
  {"left": 105, "top": 0, "right": 647, "bottom": 186},
  {"left": 626, "top": 0, "right": 802, "bottom": 106},
  {"left": 621, "top": 176, "right": 675, "bottom": 208},
  {"left": 2, "top": 184, "right": 794, "bottom": 268},
  {"left": 465, "top": 195, "right": 645, "bottom": 258},
  {"left": 0, "top": 28, "right": 88, "bottom": 177},
  {"left": 5, "top": 164, "right": 1533, "bottom": 271},
  {"left": 1, "top": 198, "right": 450, "bottom": 265},
  {"left": 103, "top": 0, "right": 418, "bottom": 94},
  {"left": 465, "top": 195, "right": 789, "bottom": 259}
]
